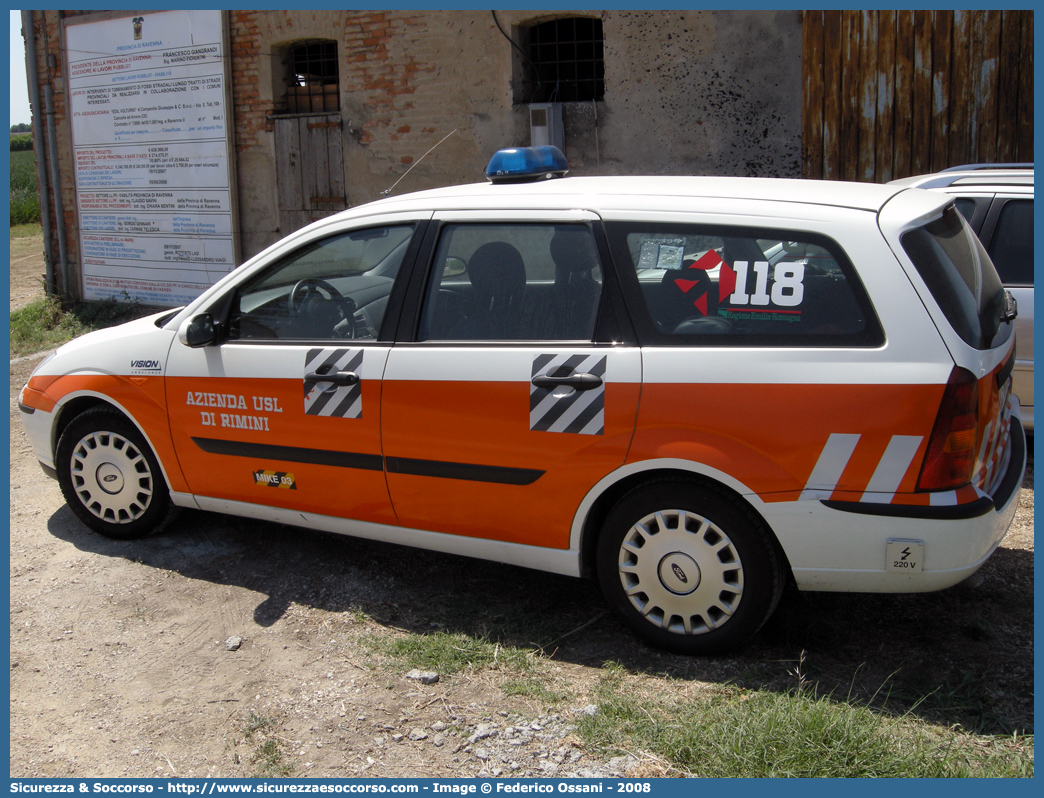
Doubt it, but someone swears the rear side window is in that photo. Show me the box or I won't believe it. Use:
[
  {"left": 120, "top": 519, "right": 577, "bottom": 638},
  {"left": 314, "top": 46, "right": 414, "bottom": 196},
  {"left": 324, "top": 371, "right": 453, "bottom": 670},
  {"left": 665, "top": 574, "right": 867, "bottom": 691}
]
[
  {"left": 987, "top": 200, "right": 1033, "bottom": 286},
  {"left": 901, "top": 205, "right": 1012, "bottom": 350},
  {"left": 605, "top": 222, "right": 883, "bottom": 347},
  {"left": 418, "top": 223, "right": 603, "bottom": 341}
]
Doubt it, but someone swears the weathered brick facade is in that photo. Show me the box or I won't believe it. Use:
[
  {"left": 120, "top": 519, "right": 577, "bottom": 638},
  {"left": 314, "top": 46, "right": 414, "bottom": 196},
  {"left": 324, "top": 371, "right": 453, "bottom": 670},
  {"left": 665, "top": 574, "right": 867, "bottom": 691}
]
[{"left": 23, "top": 9, "right": 804, "bottom": 297}]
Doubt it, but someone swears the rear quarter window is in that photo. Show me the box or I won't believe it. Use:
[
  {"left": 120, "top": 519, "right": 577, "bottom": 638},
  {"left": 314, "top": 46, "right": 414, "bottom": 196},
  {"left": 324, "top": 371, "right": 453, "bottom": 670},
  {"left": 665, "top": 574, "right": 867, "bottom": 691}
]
[
  {"left": 900, "top": 205, "right": 1012, "bottom": 350},
  {"left": 605, "top": 222, "right": 883, "bottom": 347}
]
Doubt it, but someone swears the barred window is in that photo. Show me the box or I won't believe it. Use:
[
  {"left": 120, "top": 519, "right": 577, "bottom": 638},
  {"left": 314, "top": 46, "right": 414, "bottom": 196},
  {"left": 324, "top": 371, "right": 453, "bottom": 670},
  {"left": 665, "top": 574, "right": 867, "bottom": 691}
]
[
  {"left": 520, "top": 18, "right": 604, "bottom": 103},
  {"left": 280, "top": 40, "right": 339, "bottom": 114}
]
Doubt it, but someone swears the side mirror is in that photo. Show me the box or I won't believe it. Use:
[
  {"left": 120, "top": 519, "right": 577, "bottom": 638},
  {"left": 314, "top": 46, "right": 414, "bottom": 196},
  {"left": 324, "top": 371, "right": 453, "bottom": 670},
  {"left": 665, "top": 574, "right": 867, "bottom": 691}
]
[{"left": 178, "top": 314, "right": 216, "bottom": 348}]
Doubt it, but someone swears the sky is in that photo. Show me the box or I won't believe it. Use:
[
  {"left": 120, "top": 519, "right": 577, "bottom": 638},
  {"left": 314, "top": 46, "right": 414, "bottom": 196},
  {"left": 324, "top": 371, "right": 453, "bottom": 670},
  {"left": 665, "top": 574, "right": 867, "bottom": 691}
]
[{"left": 10, "top": 10, "right": 31, "bottom": 126}]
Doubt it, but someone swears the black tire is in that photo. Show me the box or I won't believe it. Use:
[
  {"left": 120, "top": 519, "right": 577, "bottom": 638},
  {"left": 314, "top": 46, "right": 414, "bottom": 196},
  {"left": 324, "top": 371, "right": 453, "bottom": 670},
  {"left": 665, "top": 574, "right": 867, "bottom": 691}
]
[
  {"left": 55, "top": 406, "right": 171, "bottom": 540},
  {"left": 596, "top": 479, "right": 784, "bottom": 655}
]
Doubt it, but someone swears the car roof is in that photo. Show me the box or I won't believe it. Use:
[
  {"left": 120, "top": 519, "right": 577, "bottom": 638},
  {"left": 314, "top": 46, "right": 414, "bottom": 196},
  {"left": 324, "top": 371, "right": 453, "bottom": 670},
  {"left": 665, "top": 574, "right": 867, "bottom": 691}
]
[{"left": 332, "top": 175, "right": 913, "bottom": 221}]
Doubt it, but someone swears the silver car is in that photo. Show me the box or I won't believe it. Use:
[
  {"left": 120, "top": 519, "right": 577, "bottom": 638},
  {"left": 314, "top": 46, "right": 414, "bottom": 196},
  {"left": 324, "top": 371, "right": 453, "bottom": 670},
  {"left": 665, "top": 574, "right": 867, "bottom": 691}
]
[{"left": 891, "top": 165, "right": 1033, "bottom": 432}]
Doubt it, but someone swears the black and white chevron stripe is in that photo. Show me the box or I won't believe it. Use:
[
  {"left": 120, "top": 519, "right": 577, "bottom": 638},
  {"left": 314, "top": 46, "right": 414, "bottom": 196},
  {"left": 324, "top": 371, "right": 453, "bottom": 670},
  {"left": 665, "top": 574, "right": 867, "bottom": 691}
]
[
  {"left": 529, "top": 353, "right": 606, "bottom": 436},
  {"left": 304, "top": 348, "right": 363, "bottom": 419}
]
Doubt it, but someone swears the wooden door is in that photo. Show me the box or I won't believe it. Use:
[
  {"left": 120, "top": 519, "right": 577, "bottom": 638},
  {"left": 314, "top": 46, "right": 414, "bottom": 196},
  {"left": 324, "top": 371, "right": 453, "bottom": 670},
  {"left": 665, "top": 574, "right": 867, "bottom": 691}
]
[{"left": 275, "top": 115, "right": 347, "bottom": 233}]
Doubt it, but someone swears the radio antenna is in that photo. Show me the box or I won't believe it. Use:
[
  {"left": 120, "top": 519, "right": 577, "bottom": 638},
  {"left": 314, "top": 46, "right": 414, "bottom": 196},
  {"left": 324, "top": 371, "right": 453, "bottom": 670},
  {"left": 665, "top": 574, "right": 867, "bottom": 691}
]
[{"left": 380, "top": 128, "right": 459, "bottom": 196}]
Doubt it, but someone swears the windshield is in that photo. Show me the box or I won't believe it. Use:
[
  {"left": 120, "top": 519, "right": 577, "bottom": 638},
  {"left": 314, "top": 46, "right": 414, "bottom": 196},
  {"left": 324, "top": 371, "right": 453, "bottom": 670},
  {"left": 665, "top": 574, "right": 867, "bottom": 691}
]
[{"left": 900, "top": 205, "right": 1012, "bottom": 350}]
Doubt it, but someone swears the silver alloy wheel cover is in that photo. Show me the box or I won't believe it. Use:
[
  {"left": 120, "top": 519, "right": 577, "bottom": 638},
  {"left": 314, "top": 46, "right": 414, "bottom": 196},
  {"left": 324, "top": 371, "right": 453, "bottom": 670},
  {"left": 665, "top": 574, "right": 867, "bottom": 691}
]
[
  {"left": 617, "top": 508, "right": 744, "bottom": 635},
  {"left": 69, "top": 430, "right": 153, "bottom": 524}
]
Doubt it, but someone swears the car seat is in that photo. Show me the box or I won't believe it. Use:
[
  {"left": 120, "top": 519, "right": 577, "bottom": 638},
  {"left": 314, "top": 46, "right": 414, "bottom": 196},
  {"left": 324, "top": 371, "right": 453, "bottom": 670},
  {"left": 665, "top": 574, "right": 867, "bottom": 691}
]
[
  {"left": 458, "top": 241, "right": 526, "bottom": 339},
  {"left": 549, "top": 228, "right": 601, "bottom": 339}
]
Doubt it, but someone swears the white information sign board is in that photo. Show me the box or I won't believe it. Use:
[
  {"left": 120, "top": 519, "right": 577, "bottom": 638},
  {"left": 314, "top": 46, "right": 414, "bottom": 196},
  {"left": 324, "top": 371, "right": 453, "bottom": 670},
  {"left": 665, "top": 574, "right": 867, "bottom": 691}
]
[{"left": 66, "top": 11, "right": 236, "bottom": 306}]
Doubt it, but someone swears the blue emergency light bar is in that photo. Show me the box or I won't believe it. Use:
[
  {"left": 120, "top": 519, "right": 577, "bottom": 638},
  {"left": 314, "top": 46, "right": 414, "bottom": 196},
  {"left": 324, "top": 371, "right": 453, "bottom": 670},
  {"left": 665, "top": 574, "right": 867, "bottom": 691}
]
[{"left": 486, "top": 146, "right": 569, "bottom": 183}]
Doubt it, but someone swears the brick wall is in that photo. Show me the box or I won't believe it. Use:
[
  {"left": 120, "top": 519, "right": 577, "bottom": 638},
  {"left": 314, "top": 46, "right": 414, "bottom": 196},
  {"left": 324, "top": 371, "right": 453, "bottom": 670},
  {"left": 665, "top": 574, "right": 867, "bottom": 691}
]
[{"left": 228, "top": 11, "right": 268, "bottom": 155}]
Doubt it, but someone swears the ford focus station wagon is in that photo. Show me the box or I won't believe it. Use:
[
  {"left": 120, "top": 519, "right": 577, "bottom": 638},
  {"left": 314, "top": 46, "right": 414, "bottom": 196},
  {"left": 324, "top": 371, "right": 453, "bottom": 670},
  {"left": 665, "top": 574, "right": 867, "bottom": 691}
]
[{"left": 19, "top": 147, "right": 1025, "bottom": 654}]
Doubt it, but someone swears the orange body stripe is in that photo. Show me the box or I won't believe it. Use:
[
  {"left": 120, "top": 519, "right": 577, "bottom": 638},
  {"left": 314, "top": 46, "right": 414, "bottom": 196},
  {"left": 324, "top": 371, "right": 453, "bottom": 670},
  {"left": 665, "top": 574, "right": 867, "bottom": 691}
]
[{"left": 628, "top": 382, "right": 944, "bottom": 502}]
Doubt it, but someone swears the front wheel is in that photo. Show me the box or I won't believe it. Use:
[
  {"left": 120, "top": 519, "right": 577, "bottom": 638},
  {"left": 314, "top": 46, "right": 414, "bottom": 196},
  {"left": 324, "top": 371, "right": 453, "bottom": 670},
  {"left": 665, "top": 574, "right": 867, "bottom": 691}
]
[
  {"left": 596, "top": 480, "right": 784, "bottom": 655},
  {"left": 56, "top": 407, "right": 171, "bottom": 539}
]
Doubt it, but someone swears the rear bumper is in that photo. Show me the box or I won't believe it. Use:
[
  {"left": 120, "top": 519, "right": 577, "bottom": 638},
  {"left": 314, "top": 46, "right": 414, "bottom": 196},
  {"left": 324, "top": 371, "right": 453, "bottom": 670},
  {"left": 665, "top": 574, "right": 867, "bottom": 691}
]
[{"left": 770, "top": 415, "right": 1026, "bottom": 593}]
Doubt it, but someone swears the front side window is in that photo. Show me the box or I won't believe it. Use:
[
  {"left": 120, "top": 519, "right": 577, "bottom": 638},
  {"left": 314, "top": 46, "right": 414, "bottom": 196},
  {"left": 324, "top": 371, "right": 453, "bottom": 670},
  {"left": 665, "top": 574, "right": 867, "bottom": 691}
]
[
  {"left": 227, "top": 225, "right": 415, "bottom": 341},
  {"left": 418, "top": 223, "right": 603, "bottom": 342},
  {"left": 901, "top": 205, "right": 1011, "bottom": 350},
  {"left": 605, "top": 222, "right": 882, "bottom": 347}
]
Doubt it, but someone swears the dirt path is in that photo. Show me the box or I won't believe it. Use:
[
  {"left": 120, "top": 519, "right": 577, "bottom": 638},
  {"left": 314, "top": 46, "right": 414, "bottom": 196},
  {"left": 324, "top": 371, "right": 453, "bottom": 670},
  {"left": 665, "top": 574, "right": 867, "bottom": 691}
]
[
  {"left": 9, "top": 231, "right": 47, "bottom": 312},
  {"left": 8, "top": 232, "right": 1035, "bottom": 778}
]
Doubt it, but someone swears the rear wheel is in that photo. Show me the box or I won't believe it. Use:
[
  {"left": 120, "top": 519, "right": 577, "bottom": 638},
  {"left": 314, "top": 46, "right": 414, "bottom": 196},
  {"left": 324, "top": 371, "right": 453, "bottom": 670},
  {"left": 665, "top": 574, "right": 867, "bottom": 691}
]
[
  {"left": 56, "top": 407, "right": 171, "bottom": 539},
  {"left": 596, "top": 480, "right": 783, "bottom": 655}
]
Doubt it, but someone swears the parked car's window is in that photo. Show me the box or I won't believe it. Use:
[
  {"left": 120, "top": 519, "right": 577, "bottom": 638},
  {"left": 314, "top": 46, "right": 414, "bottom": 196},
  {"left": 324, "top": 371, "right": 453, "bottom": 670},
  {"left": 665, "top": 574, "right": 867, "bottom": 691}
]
[
  {"left": 987, "top": 200, "right": 1033, "bottom": 286},
  {"left": 901, "top": 205, "right": 1011, "bottom": 350},
  {"left": 418, "top": 223, "right": 603, "bottom": 341},
  {"left": 605, "top": 222, "right": 882, "bottom": 346},
  {"left": 227, "top": 225, "right": 415, "bottom": 341},
  {"left": 953, "top": 198, "right": 977, "bottom": 224}
]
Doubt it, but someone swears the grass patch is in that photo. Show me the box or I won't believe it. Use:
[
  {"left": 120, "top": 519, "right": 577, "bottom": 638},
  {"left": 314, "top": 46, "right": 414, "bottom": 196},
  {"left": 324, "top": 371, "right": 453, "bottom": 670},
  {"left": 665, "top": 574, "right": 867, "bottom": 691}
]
[
  {"left": 244, "top": 711, "right": 274, "bottom": 739},
  {"left": 11, "top": 223, "right": 42, "bottom": 239},
  {"left": 10, "top": 294, "right": 155, "bottom": 357},
  {"left": 10, "top": 150, "right": 40, "bottom": 225},
  {"left": 251, "top": 738, "right": 294, "bottom": 778},
  {"left": 236, "top": 711, "right": 293, "bottom": 778},
  {"left": 10, "top": 296, "right": 91, "bottom": 356},
  {"left": 577, "top": 665, "right": 1033, "bottom": 778},
  {"left": 369, "top": 630, "right": 538, "bottom": 676},
  {"left": 501, "top": 676, "right": 569, "bottom": 704}
]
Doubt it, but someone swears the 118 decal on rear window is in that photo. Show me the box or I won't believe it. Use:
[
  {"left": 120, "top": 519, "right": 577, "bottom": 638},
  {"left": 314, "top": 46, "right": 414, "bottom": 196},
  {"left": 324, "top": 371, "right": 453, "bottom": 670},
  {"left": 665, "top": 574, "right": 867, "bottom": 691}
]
[{"left": 728, "top": 261, "right": 805, "bottom": 307}]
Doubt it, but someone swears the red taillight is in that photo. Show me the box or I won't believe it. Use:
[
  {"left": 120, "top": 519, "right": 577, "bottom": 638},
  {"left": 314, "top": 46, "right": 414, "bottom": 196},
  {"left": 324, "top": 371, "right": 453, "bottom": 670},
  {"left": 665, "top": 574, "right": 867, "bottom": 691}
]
[{"left": 917, "top": 367, "right": 979, "bottom": 492}]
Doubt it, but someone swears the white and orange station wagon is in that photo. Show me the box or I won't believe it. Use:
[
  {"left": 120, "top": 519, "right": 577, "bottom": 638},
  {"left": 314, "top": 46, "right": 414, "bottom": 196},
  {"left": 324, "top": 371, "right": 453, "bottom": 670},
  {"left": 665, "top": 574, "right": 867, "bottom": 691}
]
[{"left": 19, "top": 147, "right": 1026, "bottom": 654}]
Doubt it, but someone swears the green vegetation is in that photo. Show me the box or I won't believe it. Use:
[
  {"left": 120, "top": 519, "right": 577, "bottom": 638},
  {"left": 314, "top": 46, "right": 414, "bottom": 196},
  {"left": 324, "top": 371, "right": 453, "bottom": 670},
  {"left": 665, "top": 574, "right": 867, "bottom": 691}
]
[
  {"left": 10, "top": 133, "right": 33, "bottom": 152},
  {"left": 251, "top": 738, "right": 293, "bottom": 777},
  {"left": 10, "top": 149, "right": 40, "bottom": 224},
  {"left": 10, "top": 294, "right": 152, "bottom": 357},
  {"left": 372, "top": 630, "right": 536, "bottom": 675},
  {"left": 501, "top": 676, "right": 569, "bottom": 704},
  {"left": 367, "top": 629, "right": 570, "bottom": 707},
  {"left": 577, "top": 664, "right": 1034, "bottom": 778},
  {"left": 238, "top": 711, "right": 293, "bottom": 778},
  {"left": 11, "top": 222, "right": 42, "bottom": 239},
  {"left": 359, "top": 623, "right": 1032, "bottom": 776}
]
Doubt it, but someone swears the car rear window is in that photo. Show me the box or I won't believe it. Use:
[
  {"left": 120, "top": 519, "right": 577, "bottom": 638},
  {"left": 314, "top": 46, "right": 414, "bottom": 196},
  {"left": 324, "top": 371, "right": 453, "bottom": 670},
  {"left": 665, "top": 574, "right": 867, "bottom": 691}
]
[
  {"left": 605, "top": 222, "right": 883, "bottom": 347},
  {"left": 900, "top": 205, "right": 1012, "bottom": 350}
]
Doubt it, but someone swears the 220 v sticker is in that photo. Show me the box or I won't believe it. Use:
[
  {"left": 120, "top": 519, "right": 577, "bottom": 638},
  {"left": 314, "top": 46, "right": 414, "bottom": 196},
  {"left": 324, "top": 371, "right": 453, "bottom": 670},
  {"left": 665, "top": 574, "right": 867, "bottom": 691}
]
[{"left": 886, "top": 540, "right": 924, "bottom": 573}]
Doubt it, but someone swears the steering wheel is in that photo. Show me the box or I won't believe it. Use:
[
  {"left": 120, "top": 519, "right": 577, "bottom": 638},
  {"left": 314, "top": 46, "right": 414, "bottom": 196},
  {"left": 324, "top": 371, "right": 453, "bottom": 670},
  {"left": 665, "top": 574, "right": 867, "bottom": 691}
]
[{"left": 287, "top": 278, "right": 356, "bottom": 338}]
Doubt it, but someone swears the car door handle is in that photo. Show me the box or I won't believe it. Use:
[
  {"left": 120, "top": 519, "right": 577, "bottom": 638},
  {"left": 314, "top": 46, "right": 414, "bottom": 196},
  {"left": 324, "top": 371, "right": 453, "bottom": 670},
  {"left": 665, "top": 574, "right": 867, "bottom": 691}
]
[
  {"left": 531, "top": 372, "right": 603, "bottom": 391},
  {"left": 305, "top": 370, "right": 359, "bottom": 386}
]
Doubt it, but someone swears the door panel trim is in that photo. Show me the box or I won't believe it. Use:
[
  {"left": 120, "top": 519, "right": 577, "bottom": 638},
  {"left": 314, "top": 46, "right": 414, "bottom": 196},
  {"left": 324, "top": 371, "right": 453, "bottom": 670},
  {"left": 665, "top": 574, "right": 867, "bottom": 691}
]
[
  {"left": 191, "top": 437, "right": 384, "bottom": 471},
  {"left": 191, "top": 437, "right": 546, "bottom": 485},
  {"left": 385, "top": 456, "right": 544, "bottom": 485}
]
